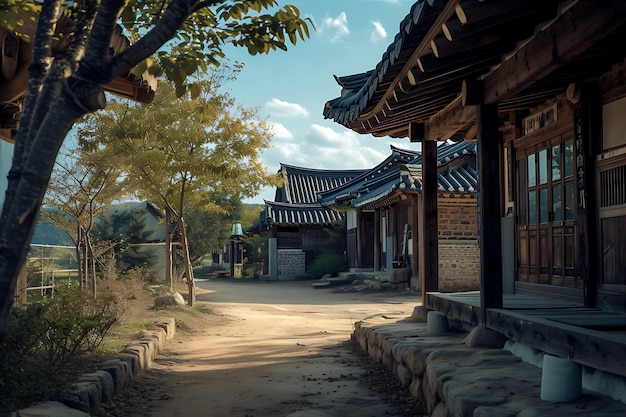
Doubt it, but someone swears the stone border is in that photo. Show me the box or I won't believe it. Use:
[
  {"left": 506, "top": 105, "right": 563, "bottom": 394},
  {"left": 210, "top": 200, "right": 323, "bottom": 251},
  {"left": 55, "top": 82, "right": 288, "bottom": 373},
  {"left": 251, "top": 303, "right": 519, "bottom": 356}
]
[{"left": 12, "top": 317, "right": 176, "bottom": 417}]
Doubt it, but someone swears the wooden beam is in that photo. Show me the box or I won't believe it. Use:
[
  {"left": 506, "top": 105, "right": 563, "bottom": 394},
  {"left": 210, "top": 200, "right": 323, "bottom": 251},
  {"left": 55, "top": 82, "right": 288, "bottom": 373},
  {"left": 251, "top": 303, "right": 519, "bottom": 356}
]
[
  {"left": 483, "top": 1, "right": 626, "bottom": 104},
  {"left": 464, "top": 122, "right": 478, "bottom": 142},
  {"left": 477, "top": 103, "right": 503, "bottom": 323},
  {"left": 418, "top": 136, "right": 439, "bottom": 299},
  {"left": 426, "top": 95, "right": 476, "bottom": 141},
  {"left": 461, "top": 79, "right": 483, "bottom": 106},
  {"left": 356, "top": 0, "right": 460, "bottom": 121},
  {"left": 487, "top": 309, "right": 626, "bottom": 378}
]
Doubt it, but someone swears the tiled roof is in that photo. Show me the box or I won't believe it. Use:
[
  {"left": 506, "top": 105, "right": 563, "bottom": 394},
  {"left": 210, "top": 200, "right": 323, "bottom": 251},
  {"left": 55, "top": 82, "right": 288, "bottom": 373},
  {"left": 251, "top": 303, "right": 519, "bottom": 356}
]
[
  {"left": 321, "top": 141, "right": 476, "bottom": 208},
  {"left": 351, "top": 157, "right": 477, "bottom": 209},
  {"left": 322, "top": 0, "right": 437, "bottom": 135},
  {"left": 277, "top": 163, "right": 367, "bottom": 204},
  {"left": 318, "top": 145, "right": 421, "bottom": 206},
  {"left": 260, "top": 201, "right": 343, "bottom": 227}
]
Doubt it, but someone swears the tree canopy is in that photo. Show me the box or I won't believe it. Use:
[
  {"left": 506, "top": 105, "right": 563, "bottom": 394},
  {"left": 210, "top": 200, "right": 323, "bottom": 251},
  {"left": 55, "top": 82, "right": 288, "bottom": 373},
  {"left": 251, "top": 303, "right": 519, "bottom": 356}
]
[
  {"left": 78, "top": 72, "right": 279, "bottom": 297},
  {"left": 0, "top": 0, "right": 311, "bottom": 335}
]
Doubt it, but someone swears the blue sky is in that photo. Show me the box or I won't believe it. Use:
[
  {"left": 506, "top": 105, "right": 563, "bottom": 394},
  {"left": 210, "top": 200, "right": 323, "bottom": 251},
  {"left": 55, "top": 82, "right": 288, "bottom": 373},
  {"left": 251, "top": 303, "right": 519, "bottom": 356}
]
[{"left": 220, "top": 0, "right": 420, "bottom": 204}]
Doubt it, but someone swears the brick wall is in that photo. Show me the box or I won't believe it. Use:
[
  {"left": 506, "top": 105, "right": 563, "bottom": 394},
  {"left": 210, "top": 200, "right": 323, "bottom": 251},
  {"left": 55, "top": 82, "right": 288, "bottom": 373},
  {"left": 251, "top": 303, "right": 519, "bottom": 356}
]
[
  {"left": 410, "top": 198, "right": 480, "bottom": 292},
  {"left": 277, "top": 249, "right": 306, "bottom": 280},
  {"left": 438, "top": 199, "right": 478, "bottom": 240},
  {"left": 438, "top": 240, "right": 480, "bottom": 291}
]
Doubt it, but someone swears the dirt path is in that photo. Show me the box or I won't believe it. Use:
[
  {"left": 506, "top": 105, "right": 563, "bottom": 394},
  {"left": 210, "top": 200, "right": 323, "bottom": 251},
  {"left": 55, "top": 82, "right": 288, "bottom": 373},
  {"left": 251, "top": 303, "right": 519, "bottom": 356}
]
[{"left": 106, "top": 279, "right": 422, "bottom": 417}]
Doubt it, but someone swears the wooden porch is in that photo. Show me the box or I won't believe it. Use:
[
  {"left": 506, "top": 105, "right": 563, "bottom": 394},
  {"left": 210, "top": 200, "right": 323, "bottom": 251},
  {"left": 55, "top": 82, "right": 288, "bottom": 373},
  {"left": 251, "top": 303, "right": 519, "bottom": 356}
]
[{"left": 426, "top": 291, "right": 626, "bottom": 378}]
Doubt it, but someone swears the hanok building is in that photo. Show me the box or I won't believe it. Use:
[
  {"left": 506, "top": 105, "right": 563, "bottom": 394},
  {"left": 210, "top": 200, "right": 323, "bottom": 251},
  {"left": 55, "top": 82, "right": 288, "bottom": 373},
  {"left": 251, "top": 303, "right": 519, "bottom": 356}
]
[
  {"left": 319, "top": 141, "right": 479, "bottom": 291},
  {"left": 324, "top": 0, "right": 626, "bottom": 379},
  {"left": 258, "top": 163, "right": 367, "bottom": 280}
]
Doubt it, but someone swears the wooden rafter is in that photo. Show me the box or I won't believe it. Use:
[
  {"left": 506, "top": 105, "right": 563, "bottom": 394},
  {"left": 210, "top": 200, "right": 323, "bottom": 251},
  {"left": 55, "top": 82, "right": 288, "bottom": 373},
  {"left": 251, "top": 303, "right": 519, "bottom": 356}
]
[{"left": 482, "top": 1, "right": 626, "bottom": 104}]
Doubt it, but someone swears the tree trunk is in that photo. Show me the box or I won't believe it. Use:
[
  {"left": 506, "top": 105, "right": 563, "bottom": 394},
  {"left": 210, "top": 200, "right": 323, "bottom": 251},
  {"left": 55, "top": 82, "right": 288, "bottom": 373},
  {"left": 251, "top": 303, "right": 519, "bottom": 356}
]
[
  {"left": 178, "top": 216, "right": 195, "bottom": 306},
  {"left": 165, "top": 207, "right": 173, "bottom": 291},
  {"left": 0, "top": 78, "right": 99, "bottom": 336}
]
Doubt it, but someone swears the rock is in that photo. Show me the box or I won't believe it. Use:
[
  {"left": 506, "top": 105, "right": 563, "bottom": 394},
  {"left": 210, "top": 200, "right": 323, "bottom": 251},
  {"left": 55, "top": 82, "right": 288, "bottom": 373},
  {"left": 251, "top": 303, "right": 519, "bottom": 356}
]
[
  {"left": 464, "top": 326, "right": 508, "bottom": 349},
  {"left": 154, "top": 292, "right": 185, "bottom": 307}
]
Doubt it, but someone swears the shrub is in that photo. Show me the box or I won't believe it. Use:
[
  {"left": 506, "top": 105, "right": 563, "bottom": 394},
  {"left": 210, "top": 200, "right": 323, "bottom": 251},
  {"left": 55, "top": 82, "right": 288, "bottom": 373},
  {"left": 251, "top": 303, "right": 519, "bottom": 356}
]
[
  {"left": 0, "top": 284, "right": 124, "bottom": 414},
  {"left": 307, "top": 252, "right": 346, "bottom": 279}
]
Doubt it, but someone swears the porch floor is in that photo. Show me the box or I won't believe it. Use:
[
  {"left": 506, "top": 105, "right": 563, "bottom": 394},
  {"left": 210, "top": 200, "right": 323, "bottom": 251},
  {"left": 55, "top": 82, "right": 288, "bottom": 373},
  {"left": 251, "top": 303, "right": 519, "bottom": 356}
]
[{"left": 425, "top": 291, "right": 626, "bottom": 378}]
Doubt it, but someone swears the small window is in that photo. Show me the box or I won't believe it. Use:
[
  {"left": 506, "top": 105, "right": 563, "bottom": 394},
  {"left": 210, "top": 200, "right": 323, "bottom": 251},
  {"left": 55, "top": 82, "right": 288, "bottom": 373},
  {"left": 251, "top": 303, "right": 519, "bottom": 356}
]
[
  {"left": 552, "top": 144, "right": 561, "bottom": 181},
  {"left": 564, "top": 140, "right": 574, "bottom": 178},
  {"left": 528, "top": 154, "right": 536, "bottom": 187},
  {"left": 529, "top": 191, "right": 537, "bottom": 225},
  {"left": 539, "top": 149, "right": 548, "bottom": 185}
]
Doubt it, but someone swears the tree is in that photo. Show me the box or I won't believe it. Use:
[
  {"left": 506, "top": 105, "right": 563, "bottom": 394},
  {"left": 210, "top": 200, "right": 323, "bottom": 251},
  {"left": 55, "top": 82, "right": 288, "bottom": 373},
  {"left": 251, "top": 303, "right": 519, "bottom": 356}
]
[
  {"left": 91, "top": 206, "right": 159, "bottom": 276},
  {"left": 78, "top": 75, "right": 280, "bottom": 303},
  {"left": 185, "top": 196, "right": 244, "bottom": 265},
  {"left": 0, "top": 0, "right": 310, "bottom": 335},
  {"left": 43, "top": 146, "right": 121, "bottom": 296}
]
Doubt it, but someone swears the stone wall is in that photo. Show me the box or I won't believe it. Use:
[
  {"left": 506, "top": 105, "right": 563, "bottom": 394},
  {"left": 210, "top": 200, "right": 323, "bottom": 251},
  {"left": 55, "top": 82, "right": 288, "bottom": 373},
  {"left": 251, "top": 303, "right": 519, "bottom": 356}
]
[
  {"left": 438, "top": 199, "right": 478, "bottom": 240},
  {"left": 277, "top": 249, "right": 306, "bottom": 280},
  {"left": 438, "top": 241, "right": 479, "bottom": 291},
  {"left": 352, "top": 314, "right": 626, "bottom": 417}
]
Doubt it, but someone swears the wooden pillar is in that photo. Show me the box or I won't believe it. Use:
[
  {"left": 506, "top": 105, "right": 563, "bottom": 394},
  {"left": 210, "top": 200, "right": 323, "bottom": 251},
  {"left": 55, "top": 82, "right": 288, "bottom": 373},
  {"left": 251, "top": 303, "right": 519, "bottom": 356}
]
[
  {"left": 477, "top": 103, "right": 503, "bottom": 323},
  {"left": 374, "top": 209, "right": 381, "bottom": 271},
  {"left": 356, "top": 210, "right": 362, "bottom": 269},
  {"left": 412, "top": 122, "right": 438, "bottom": 300},
  {"left": 411, "top": 197, "right": 420, "bottom": 291},
  {"left": 574, "top": 84, "right": 601, "bottom": 308}
]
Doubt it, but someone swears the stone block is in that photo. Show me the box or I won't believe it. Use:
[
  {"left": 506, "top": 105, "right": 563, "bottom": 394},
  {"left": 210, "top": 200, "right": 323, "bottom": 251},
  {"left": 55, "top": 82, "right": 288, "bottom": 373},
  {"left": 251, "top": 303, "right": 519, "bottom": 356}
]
[
  {"left": 79, "top": 370, "right": 114, "bottom": 403},
  {"left": 154, "top": 317, "right": 176, "bottom": 339}
]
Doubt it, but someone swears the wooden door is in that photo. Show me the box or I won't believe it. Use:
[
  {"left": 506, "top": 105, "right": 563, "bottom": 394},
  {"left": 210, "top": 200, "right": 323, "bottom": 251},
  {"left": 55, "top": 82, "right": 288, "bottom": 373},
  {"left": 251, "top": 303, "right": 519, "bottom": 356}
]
[{"left": 516, "top": 134, "right": 580, "bottom": 289}]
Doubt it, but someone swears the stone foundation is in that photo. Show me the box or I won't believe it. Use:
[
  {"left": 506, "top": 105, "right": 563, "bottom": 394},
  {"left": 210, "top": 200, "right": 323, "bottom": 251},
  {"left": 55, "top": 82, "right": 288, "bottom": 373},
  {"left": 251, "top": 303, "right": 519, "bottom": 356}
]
[{"left": 352, "top": 311, "right": 626, "bottom": 417}]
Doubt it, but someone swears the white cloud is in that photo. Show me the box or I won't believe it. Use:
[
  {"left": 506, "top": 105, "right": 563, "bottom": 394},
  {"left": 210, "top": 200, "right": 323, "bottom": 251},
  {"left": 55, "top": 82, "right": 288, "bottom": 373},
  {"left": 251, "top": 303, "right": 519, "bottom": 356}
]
[
  {"left": 370, "top": 21, "right": 387, "bottom": 43},
  {"left": 265, "top": 98, "right": 309, "bottom": 118},
  {"left": 268, "top": 122, "right": 294, "bottom": 140},
  {"left": 318, "top": 12, "right": 349, "bottom": 42},
  {"left": 303, "top": 124, "right": 389, "bottom": 169}
]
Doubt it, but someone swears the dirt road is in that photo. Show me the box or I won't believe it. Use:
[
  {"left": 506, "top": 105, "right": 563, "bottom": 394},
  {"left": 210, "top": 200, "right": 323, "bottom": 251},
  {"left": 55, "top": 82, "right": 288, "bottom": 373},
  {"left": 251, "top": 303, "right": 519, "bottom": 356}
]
[{"left": 108, "top": 279, "right": 422, "bottom": 417}]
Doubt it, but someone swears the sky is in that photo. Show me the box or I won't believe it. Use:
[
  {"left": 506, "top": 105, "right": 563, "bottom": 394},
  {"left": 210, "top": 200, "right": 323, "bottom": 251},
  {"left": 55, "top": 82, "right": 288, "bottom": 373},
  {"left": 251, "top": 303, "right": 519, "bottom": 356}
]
[{"left": 219, "top": 0, "right": 421, "bottom": 204}]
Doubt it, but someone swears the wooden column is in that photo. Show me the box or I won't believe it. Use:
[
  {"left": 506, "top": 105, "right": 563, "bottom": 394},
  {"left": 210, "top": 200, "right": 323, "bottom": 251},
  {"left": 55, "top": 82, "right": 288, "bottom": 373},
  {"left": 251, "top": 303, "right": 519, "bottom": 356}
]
[
  {"left": 477, "top": 103, "right": 503, "bottom": 322},
  {"left": 574, "top": 84, "right": 601, "bottom": 308},
  {"left": 412, "top": 122, "right": 439, "bottom": 300},
  {"left": 374, "top": 209, "right": 381, "bottom": 271},
  {"left": 411, "top": 197, "right": 420, "bottom": 291},
  {"left": 356, "top": 210, "right": 362, "bottom": 269}
]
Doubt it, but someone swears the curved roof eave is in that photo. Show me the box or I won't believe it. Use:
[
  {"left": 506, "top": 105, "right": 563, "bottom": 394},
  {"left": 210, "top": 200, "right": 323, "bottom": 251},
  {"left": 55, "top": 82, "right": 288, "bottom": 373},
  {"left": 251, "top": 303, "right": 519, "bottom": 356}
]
[{"left": 322, "top": 0, "right": 432, "bottom": 128}]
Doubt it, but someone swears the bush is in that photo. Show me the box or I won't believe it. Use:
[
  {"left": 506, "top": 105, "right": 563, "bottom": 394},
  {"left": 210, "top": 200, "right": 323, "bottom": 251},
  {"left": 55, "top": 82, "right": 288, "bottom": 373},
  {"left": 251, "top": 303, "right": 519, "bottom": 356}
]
[
  {"left": 0, "top": 284, "right": 124, "bottom": 414},
  {"left": 307, "top": 252, "right": 345, "bottom": 279},
  {"left": 242, "top": 234, "right": 267, "bottom": 278}
]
